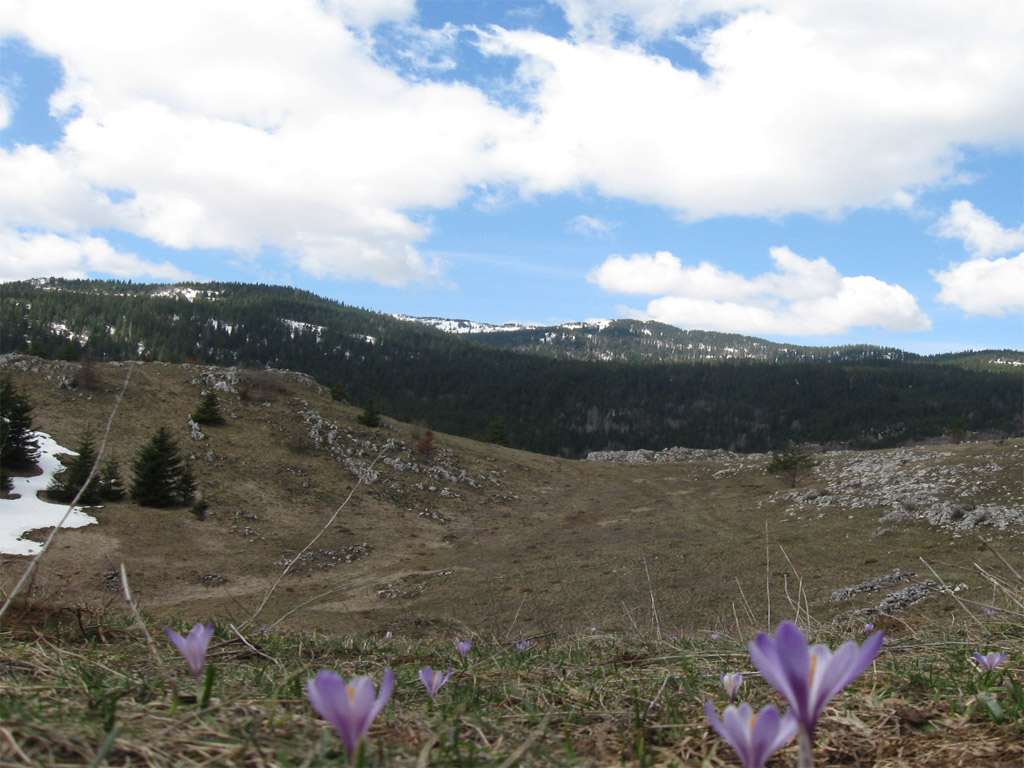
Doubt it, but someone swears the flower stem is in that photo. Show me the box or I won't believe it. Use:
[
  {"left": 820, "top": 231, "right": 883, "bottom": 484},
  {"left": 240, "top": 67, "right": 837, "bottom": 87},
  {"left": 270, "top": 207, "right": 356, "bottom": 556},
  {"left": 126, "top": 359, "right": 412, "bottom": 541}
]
[{"left": 797, "top": 727, "right": 815, "bottom": 768}]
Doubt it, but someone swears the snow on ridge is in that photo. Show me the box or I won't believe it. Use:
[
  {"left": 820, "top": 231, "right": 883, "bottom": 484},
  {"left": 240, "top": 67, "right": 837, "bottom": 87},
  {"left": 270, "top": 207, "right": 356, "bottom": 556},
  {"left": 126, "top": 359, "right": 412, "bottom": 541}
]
[
  {"left": 393, "top": 315, "right": 540, "bottom": 334},
  {"left": 394, "top": 314, "right": 614, "bottom": 335},
  {"left": 282, "top": 318, "right": 326, "bottom": 338},
  {"left": 151, "top": 286, "right": 223, "bottom": 302}
]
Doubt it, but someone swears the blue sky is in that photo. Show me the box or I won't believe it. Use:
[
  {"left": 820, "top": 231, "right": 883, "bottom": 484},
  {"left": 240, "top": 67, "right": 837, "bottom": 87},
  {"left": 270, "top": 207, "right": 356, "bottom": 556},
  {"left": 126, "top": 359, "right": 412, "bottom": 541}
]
[{"left": 1, "top": 0, "right": 1021, "bottom": 354}]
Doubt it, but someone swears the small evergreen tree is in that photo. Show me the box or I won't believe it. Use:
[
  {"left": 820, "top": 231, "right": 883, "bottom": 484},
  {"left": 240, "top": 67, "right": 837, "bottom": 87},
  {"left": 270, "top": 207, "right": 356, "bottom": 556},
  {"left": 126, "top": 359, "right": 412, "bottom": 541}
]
[
  {"left": 766, "top": 446, "right": 816, "bottom": 487},
  {"left": 191, "top": 390, "right": 225, "bottom": 425},
  {"left": 130, "top": 427, "right": 195, "bottom": 507},
  {"left": 357, "top": 396, "right": 381, "bottom": 427},
  {"left": 48, "top": 431, "right": 100, "bottom": 504},
  {"left": 483, "top": 418, "right": 510, "bottom": 447},
  {"left": 176, "top": 461, "right": 197, "bottom": 506},
  {"left": 1, "top": 376, "right": 40, "bottom": 471},
  {"left": 330, "top": 382, "right": 350, "bottom": 403},
  {"left": 97, "top": 456, "right": 126, "bottom": 501}
]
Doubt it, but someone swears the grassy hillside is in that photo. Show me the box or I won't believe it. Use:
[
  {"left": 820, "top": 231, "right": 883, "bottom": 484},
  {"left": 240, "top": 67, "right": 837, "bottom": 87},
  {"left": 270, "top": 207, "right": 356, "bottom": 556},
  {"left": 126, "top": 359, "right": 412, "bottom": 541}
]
[{"left": 2, "top": 356, "right": 1023, "bottom": 766}]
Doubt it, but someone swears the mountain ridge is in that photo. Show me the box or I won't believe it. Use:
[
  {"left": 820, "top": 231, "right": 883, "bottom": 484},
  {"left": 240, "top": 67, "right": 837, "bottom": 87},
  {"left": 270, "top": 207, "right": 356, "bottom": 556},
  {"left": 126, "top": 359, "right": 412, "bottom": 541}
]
[{"left": 2, "top": 278, "right": 1021, "bottom": 456}]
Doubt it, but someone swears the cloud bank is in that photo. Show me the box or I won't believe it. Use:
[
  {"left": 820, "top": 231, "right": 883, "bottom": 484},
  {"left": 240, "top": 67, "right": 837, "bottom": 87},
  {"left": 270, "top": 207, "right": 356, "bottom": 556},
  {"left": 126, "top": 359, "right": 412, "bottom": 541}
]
[
  {"left": 934, "top": 201, "right": 1024, "bottom": 316},
  {"left": 589, "top": 247, "right": 931, "bottom": 335},
  {"left": 0, "top": 0, "right": 1021, "bottom": 294}
]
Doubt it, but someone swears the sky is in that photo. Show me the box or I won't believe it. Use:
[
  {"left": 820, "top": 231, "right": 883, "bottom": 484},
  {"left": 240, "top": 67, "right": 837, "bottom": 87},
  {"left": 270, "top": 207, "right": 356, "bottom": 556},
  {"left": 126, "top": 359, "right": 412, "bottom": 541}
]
[{"left": 0, "top": 0, "right": 1022, "bottom": 354}]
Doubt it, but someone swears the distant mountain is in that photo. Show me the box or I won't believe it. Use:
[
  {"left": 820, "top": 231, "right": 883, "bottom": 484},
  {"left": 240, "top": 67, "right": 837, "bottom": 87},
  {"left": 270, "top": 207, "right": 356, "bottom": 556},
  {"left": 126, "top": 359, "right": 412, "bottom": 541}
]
[
  {"left": 398, "top": 315, "right": 916, "bottom": 364},
  {"left": 2, "top": 278, "right": 1021, "bottom": 456}
]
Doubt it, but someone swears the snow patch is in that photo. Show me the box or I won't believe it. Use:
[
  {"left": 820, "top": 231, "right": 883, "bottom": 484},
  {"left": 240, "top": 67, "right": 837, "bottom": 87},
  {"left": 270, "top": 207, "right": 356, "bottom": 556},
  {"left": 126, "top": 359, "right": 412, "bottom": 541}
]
[{"left": 0, "top": 433, "right": 98, "bottom": 556}]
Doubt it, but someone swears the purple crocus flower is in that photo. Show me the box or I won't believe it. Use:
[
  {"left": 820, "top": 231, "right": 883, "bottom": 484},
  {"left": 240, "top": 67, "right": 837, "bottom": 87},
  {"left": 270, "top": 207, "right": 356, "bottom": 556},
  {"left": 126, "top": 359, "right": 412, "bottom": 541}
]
[
  {"left": 454, "top": 639, "right": 472, "bottom": 658},
  {"left": 983, "top": 607, "right": 995, "bottom": 618},
  {"left": 705, "top": 701, "right": 798, "bottom": 768},
  {"left": 515, "top": 639, "right": 533, "bottom": 651},
  {"left": 164, "top": 623, "right": 214, "bottom": 678},
  {"left": 720, "top": 672, "right": 744, "bottom": 702},
  {"left": 307, "top": 668, "right": 394, "bottom": 763},
  {"left": 863, "top": 622, "right": 874, "bottom": 634},
  {"left": 972, "top": 651, "right": 1007, "bottom": 672},
  {"left": 749, "top": 621, "right": 882, "bottom": 766},
  {"left": 419, "top": 666, "right": 453, "bottom": 698}
]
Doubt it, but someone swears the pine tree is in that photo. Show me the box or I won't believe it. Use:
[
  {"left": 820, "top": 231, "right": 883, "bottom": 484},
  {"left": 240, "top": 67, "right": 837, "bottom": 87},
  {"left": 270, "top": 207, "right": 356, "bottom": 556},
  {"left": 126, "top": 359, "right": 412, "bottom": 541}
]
[
  {"left": 48, "top": 431, "right": 100, "bottom": 504},
  {"left": 483, "top": 418, "right": 510, "bottom": 447},
  {"left": 357, "top": 396, "right": 381, "bottom": 427},
  {"left": 130, "top": 427, "right": 195, "bottom": 507},
  {"left": 766, "top": 446, "right": 816, "bottom": 487},
  {"left": 191, "top": 390, "right": 225, "bottom": 425},
  {"left": 330, "top": 382, "right": 350, "bottom": 403},
  {"left": 97, "top": 456, "right": 126, "bottom": 501},
  {"left": 1, "top": 376, "right": 40, "bottom": 471}
]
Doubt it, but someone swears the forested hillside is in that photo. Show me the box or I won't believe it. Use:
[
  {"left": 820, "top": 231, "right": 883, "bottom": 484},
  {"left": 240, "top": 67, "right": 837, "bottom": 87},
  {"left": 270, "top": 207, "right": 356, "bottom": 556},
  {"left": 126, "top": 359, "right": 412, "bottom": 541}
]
[{"left": 2, "top": 278, "right": 1021, "bottom": 456}]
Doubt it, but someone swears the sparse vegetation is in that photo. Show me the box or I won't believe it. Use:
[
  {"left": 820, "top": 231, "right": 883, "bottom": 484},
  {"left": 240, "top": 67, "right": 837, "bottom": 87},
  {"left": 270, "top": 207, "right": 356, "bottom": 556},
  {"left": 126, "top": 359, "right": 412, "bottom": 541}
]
[
  {"left": 1, "top": 605, "right": 1021, "bottom": 767},
  {"left": 766, "top": 446, "right": 816, "bottom": 487},
  {"left": 1, "top": 356, "right": 1023, "bottom": 766}
]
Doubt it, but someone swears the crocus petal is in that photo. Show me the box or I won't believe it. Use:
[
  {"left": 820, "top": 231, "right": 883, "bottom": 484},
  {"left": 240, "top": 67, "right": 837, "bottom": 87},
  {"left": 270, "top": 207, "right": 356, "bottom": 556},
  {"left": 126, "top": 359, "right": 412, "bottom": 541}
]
[
  {"left": 750, "top": 622, "right": 883, "bottom": 736},
  {"left": 164, "top": 622, "right": 214, "bottom": 678},
  {"left": 307, "top": 668, "right": 392, "bottom": 762},
  {"left": 706, "top": 701, "right": 798, "bottom": 768}
]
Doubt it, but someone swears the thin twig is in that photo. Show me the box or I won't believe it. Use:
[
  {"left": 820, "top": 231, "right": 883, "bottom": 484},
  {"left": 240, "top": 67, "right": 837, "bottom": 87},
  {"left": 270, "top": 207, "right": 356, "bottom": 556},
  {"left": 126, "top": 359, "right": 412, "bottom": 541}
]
[
  {"left": 765, "top": 521, "right": 772, "bottom": 629},
  {"left": 0, "top": 367, "right": 131, "bottom": 624},
  {"left": 503, "top": 593, "right": 529, "bottom": 641},
  {"left": 228, "top": 623, "right": 281, "bottom": 666},
  {"left": 242, "top": 449, "right": 385, "bottom": 629},
  {"left": 977, "top": 535, "right": 1024, "bottom": 583},
  {"left": 919, "top": 556, "right": 984, "bottom": 629},
  {"left": 642, "top": 554, "right": 661, "bottom": 641}
]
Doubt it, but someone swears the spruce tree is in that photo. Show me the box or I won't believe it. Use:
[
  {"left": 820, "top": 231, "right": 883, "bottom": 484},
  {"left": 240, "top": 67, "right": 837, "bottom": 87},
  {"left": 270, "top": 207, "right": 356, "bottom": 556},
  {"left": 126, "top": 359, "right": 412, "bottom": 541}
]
[
  {"left": 483, "top": 418, "right": 510, "bottom": 446},
  {"left": 48, "top": 431, "right": 100, "bottom": 504},
  {"left": 191, "top": 390, "right": 225, "bottom": 425},
  {"left": 97, "top": 456, "right": 126, "bottom": 501},
  {"left": 357, "top": 395, "right": 381, "bottom": 427},
  {"left": 130, "top": 427, "right": 195, "bottom": 507},
  {"left": 1, "top": 376, "right": 40, "bottom": 471},
  {"left": 766, "top": 446, "right": 816, "bottom": 487}
]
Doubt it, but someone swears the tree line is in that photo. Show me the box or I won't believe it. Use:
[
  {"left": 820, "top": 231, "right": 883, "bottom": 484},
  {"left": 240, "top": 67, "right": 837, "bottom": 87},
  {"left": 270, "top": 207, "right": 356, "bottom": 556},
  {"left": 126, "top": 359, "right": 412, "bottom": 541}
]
[{"left": 2, "top": 278, "right": 1021, "bottom": 457}]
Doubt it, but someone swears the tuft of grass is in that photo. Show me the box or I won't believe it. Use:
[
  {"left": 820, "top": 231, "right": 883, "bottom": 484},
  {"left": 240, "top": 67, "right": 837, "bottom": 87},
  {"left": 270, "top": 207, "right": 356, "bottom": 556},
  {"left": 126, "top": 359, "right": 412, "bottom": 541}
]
[{"left": 2, "top": 603, "right": 1022, "bottom": 766}]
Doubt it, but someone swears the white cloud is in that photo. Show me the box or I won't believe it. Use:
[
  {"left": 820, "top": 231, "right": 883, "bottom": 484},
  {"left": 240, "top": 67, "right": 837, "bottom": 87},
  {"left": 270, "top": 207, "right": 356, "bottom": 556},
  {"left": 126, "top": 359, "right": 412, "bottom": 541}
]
[
  {"left": 0, "top": 0, "right": 519, "bottom": 286},
  {"left": 483, "top": 1, "right": 1024, "bottom": 217},
  {"left": 567, "top": 214, "right": 613, "bottom": 235},
  {"left": 936, "top": 200, "right": 1024, "bottom": 259},
  {"left": 0, "top": 0, "right": 1021, "bottom": 289},
  {"left": 0, "top": 87, "right": 11, "bottom": 129},
  {"left": 932, "top": 201, "right": 1024, "bottom": 316},
  {"left": 589, "top": 247, "right": 931, "bottom": 335},
  {"left": 934, "top": 255, "right": 1024, "bottom": 317},
  {"left": 0, "top": 228, "right": 195, "bottom": 282}
]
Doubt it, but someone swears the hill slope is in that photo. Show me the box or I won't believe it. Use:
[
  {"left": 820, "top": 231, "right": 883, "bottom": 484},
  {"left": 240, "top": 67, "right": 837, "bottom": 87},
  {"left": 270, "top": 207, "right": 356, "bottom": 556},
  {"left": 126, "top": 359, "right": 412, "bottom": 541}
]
[{"left": 2, "top": 356, "right": 1021, "bottom": 638}]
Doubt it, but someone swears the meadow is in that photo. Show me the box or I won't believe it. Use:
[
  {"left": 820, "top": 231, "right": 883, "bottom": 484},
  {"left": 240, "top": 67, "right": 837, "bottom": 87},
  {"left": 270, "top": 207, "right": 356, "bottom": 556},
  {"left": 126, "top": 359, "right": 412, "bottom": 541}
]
[{"left": 1, "top": 356, "right": 1022, "bottom": 765}]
